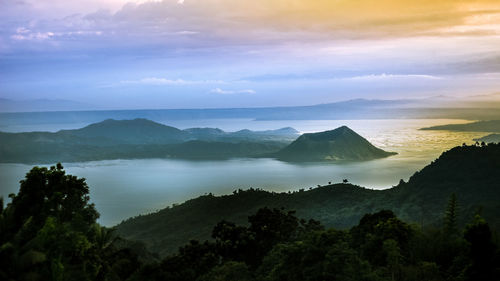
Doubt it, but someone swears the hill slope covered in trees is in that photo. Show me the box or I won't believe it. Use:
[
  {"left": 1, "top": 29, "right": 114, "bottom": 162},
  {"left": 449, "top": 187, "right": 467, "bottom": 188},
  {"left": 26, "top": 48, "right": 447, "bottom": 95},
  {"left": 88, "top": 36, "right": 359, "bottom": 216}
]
[
  {"left": 2, "top": 146, "right": 499, "bottom": 281},
  {"left": 116, "top": 143, "right": 500, "bottom": 256}
]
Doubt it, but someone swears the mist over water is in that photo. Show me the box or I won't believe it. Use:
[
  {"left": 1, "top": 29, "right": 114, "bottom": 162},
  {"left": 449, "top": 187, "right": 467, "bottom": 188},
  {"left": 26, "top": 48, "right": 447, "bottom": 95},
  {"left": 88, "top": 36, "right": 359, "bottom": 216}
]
[{"left": 0, "top": 118, "right": 484, "bottom": 226}]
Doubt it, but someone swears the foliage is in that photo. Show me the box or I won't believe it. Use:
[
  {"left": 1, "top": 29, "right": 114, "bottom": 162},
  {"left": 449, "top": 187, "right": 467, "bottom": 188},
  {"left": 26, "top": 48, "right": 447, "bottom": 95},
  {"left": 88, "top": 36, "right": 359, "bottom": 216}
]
[
  {"left": 443, "top": 193, "right": 459, "bottom": 237},
  {"left": 1, "top": 144, "right": 500, "bottom": 280},
  {"left": 0, "top": 164, "right": 143, "bottom": 281},
  {"left": 124, "top": 208, "right": 498, "bottom": 281},
  {"left": 117, "top": 143, "right": 500, "bottom": 256}
]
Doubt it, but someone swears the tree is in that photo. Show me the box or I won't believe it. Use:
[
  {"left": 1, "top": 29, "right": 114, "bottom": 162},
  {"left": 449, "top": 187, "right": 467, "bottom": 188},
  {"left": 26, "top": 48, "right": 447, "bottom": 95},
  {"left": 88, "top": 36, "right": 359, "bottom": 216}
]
[
  {"left": 9, "top": 164, "right": 99, "bottom": 234},
  {"left": 350, "top": 210, "right": 397, "bottom": 249},
  {"left": 463, "top": 215, "right": 498, "bottom": 281},
  {"left": 383, "top": 239, "right": 401, "bottom": 281},
  {"left": 0, "top": 164, "right": 141, "bottom": 281},
  {"left": 350, "top": 210, "right": 413, "bottom": 267},
  {"left": 258, "top": 229, "right": 375, "bottom": 281},
  {"left": 198, "top": 261, "right": 254, "bottom": 281},
  {"left": 443, "top": 193, "right": 459, "bottom": 237},
  {"left": 212, "top": 220, "right": 255, "bottom": 263},
  {"left": 158, "top": 240, "right": 218, "bottom": 281},
  {"left": 248, "top": 208, "right": 299, "bottom": 267}
]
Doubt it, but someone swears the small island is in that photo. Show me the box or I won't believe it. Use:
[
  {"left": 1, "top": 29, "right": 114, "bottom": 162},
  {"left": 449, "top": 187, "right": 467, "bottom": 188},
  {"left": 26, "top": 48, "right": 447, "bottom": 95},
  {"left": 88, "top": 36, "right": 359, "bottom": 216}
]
[{"left": 272, "top": 125, "right": 396, "bottom": 162}]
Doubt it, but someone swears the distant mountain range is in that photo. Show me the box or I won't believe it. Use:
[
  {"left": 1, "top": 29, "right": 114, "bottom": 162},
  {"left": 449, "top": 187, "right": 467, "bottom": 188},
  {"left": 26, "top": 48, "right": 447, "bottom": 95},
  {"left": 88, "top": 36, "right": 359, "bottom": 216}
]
[
  {"left": 421, "top": 120, "right": 500, "bottom": 132},
  {"left": 2, "top": 99, "right": 500, "bottom": 130},
  {"left": 116, "top": 143, "right": 500, "bottom": 257},
  {"left": 272, "top": 126, "right": 396, "bottom": 162},
  {"left": 421, "top": 120, "right": 500, "bottom": 144}
]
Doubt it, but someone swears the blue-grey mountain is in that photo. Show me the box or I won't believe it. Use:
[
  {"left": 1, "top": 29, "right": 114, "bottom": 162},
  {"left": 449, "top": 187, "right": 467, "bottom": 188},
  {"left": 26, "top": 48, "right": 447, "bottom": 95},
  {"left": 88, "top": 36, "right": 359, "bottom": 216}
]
[
  {"left": 421, "top": 120, "right": 500, "bottom": 132},
  {"left": 0, "top": 119, "right": 299, "bottom": 163}
]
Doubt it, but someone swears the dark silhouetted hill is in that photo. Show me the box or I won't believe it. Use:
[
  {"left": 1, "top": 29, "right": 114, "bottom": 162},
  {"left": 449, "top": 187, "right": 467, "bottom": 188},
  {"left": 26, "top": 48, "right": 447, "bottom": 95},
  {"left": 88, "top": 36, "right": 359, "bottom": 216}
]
[{"left": 116, "top": 143, "right": 500, "bottom": 257}]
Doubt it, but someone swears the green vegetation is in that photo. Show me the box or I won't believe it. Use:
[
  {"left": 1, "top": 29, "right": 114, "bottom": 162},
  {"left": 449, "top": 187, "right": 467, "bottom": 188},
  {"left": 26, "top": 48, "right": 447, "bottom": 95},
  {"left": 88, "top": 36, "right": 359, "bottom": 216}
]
[
  {"left": 272, "top": 126, "right": 396, "bottom": 162},
  {"left": 117, "top": 143, "right": 500, "bottom": 256},
  {"left": 1, "top": 165, "right": 499, "bottom": 280},
  {"left": 1, "top": 144, "right": 499, "bottom": 280},
  {"left": 421, "top": 119, "right": 500, "bottom": 132},
  {"left": 61, "top": 119, "right": 299, "bottom": 144},
  {"left": 0, "top": 164, "right": 149, "bottom": 281},
  {"left": 0, "top": 119, "right": 298, "bottom": 163},
  {"left": 1, "top": 119, "right": 398, "bottom": 163}
]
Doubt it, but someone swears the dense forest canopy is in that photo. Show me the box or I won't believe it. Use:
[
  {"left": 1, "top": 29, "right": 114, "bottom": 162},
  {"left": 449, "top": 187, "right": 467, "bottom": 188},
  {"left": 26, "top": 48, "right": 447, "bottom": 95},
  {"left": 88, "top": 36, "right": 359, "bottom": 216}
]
[
  {"left": 116, "top": 143, "right": 500, "bottom": 256},
  {"left": 1, "top": 144, "right": 500, "bottom": 280}
]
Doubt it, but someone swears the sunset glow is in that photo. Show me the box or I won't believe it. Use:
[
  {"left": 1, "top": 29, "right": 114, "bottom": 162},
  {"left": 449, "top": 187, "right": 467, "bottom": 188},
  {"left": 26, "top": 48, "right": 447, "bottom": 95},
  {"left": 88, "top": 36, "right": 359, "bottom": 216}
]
[{"left": 1, "top": 0, "right": 500, "bottom": 108}]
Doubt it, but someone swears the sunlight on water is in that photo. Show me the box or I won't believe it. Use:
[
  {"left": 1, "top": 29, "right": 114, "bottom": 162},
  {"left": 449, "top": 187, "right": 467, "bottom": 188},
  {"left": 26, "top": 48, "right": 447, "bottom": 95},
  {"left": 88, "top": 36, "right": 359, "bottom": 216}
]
[{"left": 0, "top": 119, "right": 488, "bottom": 226}]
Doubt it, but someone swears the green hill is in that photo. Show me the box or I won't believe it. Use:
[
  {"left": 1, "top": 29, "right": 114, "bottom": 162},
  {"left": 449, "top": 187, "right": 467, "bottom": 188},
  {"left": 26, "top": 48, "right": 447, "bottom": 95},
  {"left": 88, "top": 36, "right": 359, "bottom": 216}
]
[
  {"left": 3, "top": 156, "right": 499, "bottom": 281},
  {"left": 272, "top": 126, "right": 396, "bottom": 162},
  {"left": 116, "top": 143, "right": 500, "bottom": 257},
  {"left": 0, "top": 119, "right": 297, "bottom": 163},
  {"left": 60, "top": 118, "right": 189, "bottom": 144}
]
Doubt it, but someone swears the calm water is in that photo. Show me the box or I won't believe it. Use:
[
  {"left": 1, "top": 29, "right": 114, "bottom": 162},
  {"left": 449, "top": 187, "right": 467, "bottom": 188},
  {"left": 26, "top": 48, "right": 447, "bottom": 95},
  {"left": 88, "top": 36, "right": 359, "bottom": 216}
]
[{"left": 0, "top": 119, "right": 486, "bottom": 226}]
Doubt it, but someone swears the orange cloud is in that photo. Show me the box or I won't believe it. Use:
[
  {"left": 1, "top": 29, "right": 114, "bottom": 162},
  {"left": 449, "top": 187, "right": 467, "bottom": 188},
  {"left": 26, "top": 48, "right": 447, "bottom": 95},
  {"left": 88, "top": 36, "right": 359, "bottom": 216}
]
[{"left": 174, "top": 0, "right": 500, "bottom": 38}]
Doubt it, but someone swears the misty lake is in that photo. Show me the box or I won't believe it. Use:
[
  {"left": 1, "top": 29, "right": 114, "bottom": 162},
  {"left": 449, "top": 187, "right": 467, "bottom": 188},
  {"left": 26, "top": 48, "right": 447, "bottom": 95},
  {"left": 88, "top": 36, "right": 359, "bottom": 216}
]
[{"left": 0, "top": 119, "right": 485, "bottom": 226}]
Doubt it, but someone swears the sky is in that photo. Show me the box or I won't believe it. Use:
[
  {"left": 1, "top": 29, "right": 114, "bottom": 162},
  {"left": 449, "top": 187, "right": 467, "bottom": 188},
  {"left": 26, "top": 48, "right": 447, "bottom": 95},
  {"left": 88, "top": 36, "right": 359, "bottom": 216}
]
[{"left": 1, "top": 0, "right": 500, "bottom": 109}]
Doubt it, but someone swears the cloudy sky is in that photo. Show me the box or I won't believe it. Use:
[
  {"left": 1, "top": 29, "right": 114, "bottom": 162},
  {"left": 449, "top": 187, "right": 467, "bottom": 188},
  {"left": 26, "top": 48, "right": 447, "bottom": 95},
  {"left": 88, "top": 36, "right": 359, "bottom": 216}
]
[{"left": 1, "top": 0, "right": 500, "bottom": 109}]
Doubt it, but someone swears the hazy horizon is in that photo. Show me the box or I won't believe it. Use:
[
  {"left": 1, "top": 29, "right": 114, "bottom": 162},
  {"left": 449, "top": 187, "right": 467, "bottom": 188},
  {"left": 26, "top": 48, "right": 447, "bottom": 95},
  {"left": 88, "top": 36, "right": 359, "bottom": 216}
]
[{"left": 1, "top": 0, "right": 500, "bottom": 109}]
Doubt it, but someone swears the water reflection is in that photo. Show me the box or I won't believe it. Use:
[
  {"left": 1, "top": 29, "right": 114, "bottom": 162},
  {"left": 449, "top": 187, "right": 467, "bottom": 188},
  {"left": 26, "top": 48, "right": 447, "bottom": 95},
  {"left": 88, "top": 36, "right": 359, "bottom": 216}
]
[{"left": 0, "top": 119, "right": 488, "bottom": 226}]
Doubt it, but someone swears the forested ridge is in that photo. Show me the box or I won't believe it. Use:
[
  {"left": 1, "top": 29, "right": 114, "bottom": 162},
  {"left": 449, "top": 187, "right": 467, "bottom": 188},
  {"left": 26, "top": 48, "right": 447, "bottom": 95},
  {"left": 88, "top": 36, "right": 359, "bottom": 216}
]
[
  {"left": 1, "top": 144, "right": 499, "bottom": 280},
  {"left": 117, "top": 143, "right": 500, "bottom": 256}
]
